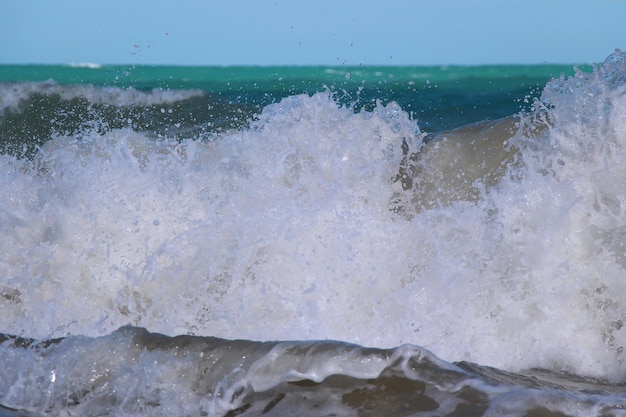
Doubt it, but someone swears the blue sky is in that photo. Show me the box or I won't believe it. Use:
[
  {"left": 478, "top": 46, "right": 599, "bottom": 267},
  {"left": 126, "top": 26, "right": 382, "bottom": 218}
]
[{"left": 2, "top": 0, "right": 625, "bottom": 66}]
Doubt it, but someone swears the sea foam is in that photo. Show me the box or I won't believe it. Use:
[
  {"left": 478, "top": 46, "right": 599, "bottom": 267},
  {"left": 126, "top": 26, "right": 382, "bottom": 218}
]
[{"left": 1, "top": 51, "right": 626, "bottom": 382}]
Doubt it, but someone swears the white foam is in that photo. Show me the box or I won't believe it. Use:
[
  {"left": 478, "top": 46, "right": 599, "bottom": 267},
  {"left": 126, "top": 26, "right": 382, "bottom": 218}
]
[
  {"left": 1, "top": 51, "right": 626, "bottom": 381},
  {"left": 0, "top": 80, "right": 204, "bottom": 114},
  {"left": 68, "top": 62, "right": 102, "bottom": 69}
]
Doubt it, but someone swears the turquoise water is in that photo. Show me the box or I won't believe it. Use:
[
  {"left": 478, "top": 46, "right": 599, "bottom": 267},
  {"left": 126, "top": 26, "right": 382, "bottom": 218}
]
[
  {"left": 1, "top": 53, "right": 626, "bottom": 416},
  {"left": 0, "top": 63, "right": 584, "bottom": 87}
]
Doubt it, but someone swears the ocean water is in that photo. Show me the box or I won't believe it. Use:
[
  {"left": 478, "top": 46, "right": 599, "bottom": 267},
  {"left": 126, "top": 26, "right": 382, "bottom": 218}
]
[{"left": 0, "top": 51, "right": 625, "bottom": 416}]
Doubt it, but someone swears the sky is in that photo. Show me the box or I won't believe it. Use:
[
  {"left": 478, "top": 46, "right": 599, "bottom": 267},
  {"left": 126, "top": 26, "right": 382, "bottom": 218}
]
[{"left": 1, "top": 0, "right": 625, "bottom": 66}]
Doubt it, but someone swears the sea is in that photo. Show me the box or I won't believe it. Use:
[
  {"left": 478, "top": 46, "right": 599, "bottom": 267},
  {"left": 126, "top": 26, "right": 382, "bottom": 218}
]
[{"left": 0, "top": 49, "right": 625, "bottom": 416}]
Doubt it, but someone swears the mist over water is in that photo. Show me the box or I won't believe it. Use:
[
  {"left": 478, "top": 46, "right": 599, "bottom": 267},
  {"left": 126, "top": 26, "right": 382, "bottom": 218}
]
[{"left": 0, "top": 51, "right": 625, "bottom": 416}]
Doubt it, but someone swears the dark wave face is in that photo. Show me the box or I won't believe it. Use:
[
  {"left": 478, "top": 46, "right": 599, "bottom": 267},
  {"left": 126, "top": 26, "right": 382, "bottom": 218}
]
[
  {"left": 0, "top": 51, "right": 625, "bottom": 416},
  {"left": 1, "top": 327, "right": 625, "bottom": 417}
]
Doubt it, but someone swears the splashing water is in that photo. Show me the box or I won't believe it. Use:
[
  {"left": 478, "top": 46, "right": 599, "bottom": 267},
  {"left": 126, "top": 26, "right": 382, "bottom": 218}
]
[{"left": 0, "top": 50, "right": 626, "bottom": 416}]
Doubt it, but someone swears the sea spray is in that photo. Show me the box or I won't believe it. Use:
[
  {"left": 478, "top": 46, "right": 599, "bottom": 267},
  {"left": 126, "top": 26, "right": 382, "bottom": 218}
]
[
  {"left": 2, "top": 52, "right": 626, "bottom": 376},
  {"left": 1, "top": 51, "right": 626, "bottom": 416}
]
